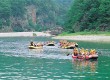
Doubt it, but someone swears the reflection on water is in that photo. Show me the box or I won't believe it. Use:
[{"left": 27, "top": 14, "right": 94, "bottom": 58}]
[
  {"left": 28, "top": 49, "right": 43, "bottom": 54},
  {"left": 72, "top": 60, "right": 98, "bottom": 72}
]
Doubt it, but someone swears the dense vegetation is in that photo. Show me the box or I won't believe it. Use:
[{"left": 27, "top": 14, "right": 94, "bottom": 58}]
[
  {"left": 65, "top": 0, "right": 110, "bottom": 33},
  {"left": 1, "top": 0, "right": 109, "bottom": 33},
  {"left": 0, "top": 0, "right": 72, "bottom": 32}
]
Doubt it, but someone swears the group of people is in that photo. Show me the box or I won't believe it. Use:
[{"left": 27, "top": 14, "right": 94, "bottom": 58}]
[
  {"left": 30, "top": 40, "right": 97, "bottom": 57},
  {"left": 29, "top": 40, "right": 79, "bottom": 49},
  {"left": 59, "top": 40, "right": 78, "bottom": 49},
  {"left": 46, "top": 41, "right": 55, "bottom": 45},
  {"left": 73, "top": 47, "right": 97, "bottom": 56},
  {"left": 30, "top": 41, "right": 55, "bottom": 47}
]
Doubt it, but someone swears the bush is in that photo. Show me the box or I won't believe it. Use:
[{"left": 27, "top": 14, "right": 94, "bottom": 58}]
[{"left": 33, "top": 33, "right": 37, "bottom": 36}]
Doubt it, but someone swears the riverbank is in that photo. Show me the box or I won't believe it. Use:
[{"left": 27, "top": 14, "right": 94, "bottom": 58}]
[
  {"left": 52, "top": 35, "right": 110, "bottom": 42},
  {"left": 0, "top": 32, "right": 51, "bottom": 37}
]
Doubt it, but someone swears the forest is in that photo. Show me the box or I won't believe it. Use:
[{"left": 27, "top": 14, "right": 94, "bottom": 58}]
[
  {"left": 0, "top": 0, "right": 110, "bottom": 33},
  {"left": 0, "top": 0, "right": 72, "bottom": 32},
  {"left": 65, "top": 0, "right": 110, "bottom": 33}
]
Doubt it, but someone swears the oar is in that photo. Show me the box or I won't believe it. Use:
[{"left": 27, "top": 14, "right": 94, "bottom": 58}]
[{"left": 67, "top": 53, "right": 70, "bottom": 56}]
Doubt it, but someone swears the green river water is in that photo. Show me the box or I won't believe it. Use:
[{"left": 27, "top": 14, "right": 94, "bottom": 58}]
[{"left": 0, "top": 37, "right": 110, "bottom": 80}]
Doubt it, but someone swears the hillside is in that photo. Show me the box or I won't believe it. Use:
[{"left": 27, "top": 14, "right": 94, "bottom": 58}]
[
  {"left": 0, "top": 0, "right": 72, "bottom": 32},
  {"left": 65, "top": 0, "right": 110, "bottom": 32}
]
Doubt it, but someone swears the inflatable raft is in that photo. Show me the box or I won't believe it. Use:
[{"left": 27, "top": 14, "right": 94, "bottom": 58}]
[
  {"left": 66, "top": 46, "right": 75, "bottom": 49},
  {"left": 28, "top": 46, "right": 43, "bottom": 49},
  {"left": 72, "top": 54, "right": 98, "bottom": 60},
  {"left": 46, "top": 43, "right": 55, "bottom": 46},
  {"left": 61, "top": 46, "right": 75, "bottom": 49}
]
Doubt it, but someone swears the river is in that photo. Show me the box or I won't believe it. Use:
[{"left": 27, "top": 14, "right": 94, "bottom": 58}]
[{"left": 0, "top": 37, "right": 110, "bottom": 80}]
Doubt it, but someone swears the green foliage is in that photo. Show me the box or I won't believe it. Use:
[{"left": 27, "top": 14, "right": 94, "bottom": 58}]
[
  {"left": 0, "top": 0, "right": 11, "bottom": 28},
  {"left": 10, "top": 0, "right": 26, "bottom": 18},
  {"left": 0, "top": 19, "right": 3, "bottom": 29},
  {"left": 34, "top": 24, "right": 48, "bottom": 31},
  {"left": 65, "top": 0, "right": 110, "bottom": 32},
  {"left": 0, "top": 0, "right": 72, "bottom": 32},
  {"left": 13, "top": 26, "right": 23, "bottom": 32},
  {"left": 12, "top": 23, "right": 23, "bottom": 32},
  {"left": 59, "top": 31, "right": 110, "bottom": 36},
  {"left": 28, "top": 19, "right": 35, "bottom": 28},
  {"left": 33, "top": 33, "right": 37, "bottom": 36},
  {"left": 0, "top": 0, "right": 11, "bottom": 19}
]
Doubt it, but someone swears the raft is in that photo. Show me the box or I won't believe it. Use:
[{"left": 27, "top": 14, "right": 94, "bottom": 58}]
[
  {"left": 66, "top": 46, "right": 75, "bottom": 49},
  {"left": 72, "top": 54, "right": 98, "bottom": 60},
  {"left": 61, "top": 46, "right": 75, "bottom": 49},
  {"left": 46, "top": 43, "right": 55, "bottom": 46},
  {"left": 28, "top": 46, "right": 43, "bottom": 49}
]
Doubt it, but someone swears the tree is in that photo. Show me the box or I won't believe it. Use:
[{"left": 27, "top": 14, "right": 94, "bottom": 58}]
[
  {"left": 65, "top": 0, "right": 110, "bottom": 32},
  {"left": 10, "top": 0, "right": 26, "bottom": 18},
  {"left": 0, "top": 0, "right": 11, "bottom": 27}
]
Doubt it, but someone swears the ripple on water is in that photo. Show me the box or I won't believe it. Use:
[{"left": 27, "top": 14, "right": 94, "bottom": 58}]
[
  {"left": 0, "top": 42, "right": 72, "bottom": 60},
  {"left": 1, "top": 37, "right": 110, "bottom": 80}
]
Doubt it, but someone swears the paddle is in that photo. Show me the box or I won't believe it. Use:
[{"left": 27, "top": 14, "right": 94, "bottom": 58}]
[{"left": 67, "top": 53, "right": 70, "bottom": 56}]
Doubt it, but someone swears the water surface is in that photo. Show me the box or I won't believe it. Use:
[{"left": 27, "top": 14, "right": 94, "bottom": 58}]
[{"left": 0, "top": 37, "right": 110, "bottom": 80}]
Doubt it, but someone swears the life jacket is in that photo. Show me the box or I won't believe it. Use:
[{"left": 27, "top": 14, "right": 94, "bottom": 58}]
[{"left": 73, "top": 48, "right": 79, "bottom": 56}]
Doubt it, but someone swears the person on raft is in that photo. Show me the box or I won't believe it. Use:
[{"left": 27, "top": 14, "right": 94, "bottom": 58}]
[
  {"left": 73, "top": 48, "right": 79, "bottom": 56},
  {"left": 30, "top": 41, "right": 37, "bottom": 47},
  {"left": 73, "top": 48, "right": 97, "bottom": 57},
  {"left": 36, "top": 42, "right": 43, "bottom": 47},
  {"left": 30, "top": 41, "right": 34, "bottom": 46},
  {"left": 90, "top": 49, "right": 97, "bottom": 55}
]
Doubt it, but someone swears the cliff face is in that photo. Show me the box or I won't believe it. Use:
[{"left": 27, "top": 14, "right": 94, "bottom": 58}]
[{"left": 26, "top": 5, "right": 36, "bottom": 24}]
